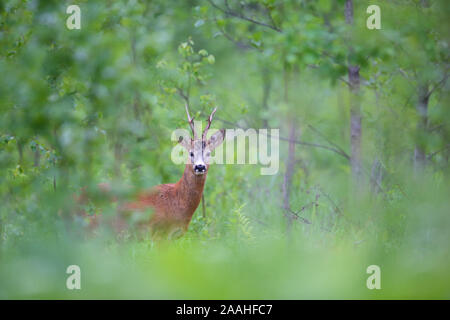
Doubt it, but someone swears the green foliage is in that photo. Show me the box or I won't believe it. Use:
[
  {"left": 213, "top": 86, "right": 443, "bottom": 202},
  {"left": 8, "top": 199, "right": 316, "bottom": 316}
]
[{"left": 0, "top": 0, "right": 449, "bottom": 299}]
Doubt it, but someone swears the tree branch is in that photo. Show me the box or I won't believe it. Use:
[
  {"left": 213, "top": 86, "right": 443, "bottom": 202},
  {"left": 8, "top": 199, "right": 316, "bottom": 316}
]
[
  {"left": 284, "top": 208, "right": 312, "bottom": 224},
  {"left": 427, "top": 144, "right": 450, "bottom": 160},
  {"left": 207, "top": 0, "right": 282, "bottom": 32},
  {"left": 307, "top": 124, "right": 348, "bottom": 158},
  {"left": 212, "top": 15, "right": 255, "bottom": 50},
  {"left": 427, "top": 68, "right": 449, "bottom": 98},
  {"left": 209, "top": 115, "right": 351, "bottom": 160}
]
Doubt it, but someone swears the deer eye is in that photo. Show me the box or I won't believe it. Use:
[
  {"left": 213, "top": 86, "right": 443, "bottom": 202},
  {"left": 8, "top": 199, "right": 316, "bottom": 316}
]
[{"left": 190, "top": 152, "right": 194, "bottom": 157}]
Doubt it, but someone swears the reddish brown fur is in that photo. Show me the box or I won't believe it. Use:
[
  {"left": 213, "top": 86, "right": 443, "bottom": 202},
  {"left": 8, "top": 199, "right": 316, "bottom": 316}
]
[
  {"left": 74, "top": 107, "right": 224, "bottom": 240},
  {"left": 74, "top": 163, "right": 209, "bottom": 239},
  {"left": 121, "top": 163, "right": 208, "bottom": 237}
]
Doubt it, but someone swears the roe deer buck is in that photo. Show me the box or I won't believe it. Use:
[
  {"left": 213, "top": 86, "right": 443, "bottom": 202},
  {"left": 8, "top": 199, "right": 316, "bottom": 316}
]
[{"left": 77, "top": 103, "right": 225, "bottom": 240}]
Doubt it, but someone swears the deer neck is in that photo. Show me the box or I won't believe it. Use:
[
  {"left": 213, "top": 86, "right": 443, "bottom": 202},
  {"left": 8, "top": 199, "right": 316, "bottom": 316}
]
[{"left": 175, "top": 164, "right": 207, "bottom": 217}]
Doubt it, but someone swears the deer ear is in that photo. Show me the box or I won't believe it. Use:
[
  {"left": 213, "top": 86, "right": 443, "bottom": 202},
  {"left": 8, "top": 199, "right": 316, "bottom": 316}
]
[
  {"left": 207, "top": 129, "right": 225, "bottom": 150},
  {"left": 178, "top": 134, "right": 191, "bottom": 150}
]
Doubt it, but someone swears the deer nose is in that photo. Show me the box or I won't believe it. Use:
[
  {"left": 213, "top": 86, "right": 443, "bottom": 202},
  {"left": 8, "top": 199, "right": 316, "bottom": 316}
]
[{"left": 194, "top": 164, "right": 206, "bottom": 173}]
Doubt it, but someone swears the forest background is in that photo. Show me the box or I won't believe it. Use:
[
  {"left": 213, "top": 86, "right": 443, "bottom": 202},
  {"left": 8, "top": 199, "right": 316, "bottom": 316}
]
[{"left": 0, "top": 0, "right": 449, "bottom": 298}]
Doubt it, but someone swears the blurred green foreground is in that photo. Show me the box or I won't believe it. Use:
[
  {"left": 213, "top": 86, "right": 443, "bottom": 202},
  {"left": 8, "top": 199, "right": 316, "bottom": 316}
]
[
  {"left": 1, "top": 1, "right": 449, "bottom": 299},
  {"left": 0, "top": 176, "right": 449, "bottom": 299}
]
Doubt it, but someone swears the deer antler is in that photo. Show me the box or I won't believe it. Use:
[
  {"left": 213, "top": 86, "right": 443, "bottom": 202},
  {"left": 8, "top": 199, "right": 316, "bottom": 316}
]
[
  {"left": 202, "top": 107, "right": 217, "bottom": 141},
  {"left": 185, "top": 102, "right": 198, "bottom": 139}
]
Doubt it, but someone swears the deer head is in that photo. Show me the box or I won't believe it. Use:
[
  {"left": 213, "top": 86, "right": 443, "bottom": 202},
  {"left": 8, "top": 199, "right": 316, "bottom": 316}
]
[{"left": 179, "top": 103, "right": 225, "bottom": 175}]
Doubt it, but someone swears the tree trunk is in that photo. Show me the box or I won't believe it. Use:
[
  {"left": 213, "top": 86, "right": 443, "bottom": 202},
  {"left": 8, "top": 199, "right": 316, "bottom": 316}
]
[
  {"left": 34, "top": 146, "right": 40, "bottom": 167},
  {"left": 283, "top": 120, "right": 296, "bottom": 233},
  {"left": 283, "top": 122, "right": 296, "bottom": 210},
  {"left": 420, "top": 0, "right": 431, "bottom": 8},
  {"left": 261, "top": 67, "right": 272, "bottom": 128},
  {"left": 281, "top": 67, "right": 297, "bottom": 233},
  {"left": 349, "top": 65, "right": 362, "bottom": 184},
  {"left": 114, "top": 141, "right": 123, "bottom": 179},
  {"left": 345, "top": 0, "right": 353, "bottom": 24},
  {"left": 345, "top": 0, "right": 363, "bottom": 186},
  {"left": 414, "top": 83, "right": 429, "bottom": 172}
]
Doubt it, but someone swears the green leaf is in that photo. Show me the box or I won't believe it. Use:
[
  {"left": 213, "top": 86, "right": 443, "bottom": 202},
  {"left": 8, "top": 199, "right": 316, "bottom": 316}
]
[
  {"left": 206, "top": 55, "right": 215, "bottom": 64},
  {"left": 198, "top": 49, "right": 208, "bottom": 56}
]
